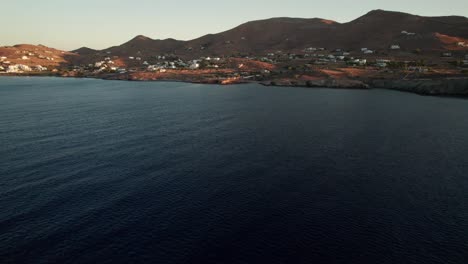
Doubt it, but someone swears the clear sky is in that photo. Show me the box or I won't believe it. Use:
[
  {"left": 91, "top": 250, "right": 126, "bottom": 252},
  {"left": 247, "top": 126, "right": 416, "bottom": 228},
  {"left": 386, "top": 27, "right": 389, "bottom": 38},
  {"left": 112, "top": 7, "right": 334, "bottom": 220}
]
[{"left": 1, "top": 0, "right": 466, "bottom": 50}]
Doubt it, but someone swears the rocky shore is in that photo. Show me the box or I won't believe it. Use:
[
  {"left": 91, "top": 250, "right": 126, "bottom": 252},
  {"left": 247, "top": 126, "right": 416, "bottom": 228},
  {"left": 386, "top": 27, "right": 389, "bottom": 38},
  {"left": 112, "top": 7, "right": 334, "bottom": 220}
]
[
  {"left": 368, "top": 78, "right": 468, "bottom": 96},
  {"left": 2, "top": 72, "right": 467, "bottom": 97},
  {"left": 260, "top": 78, "right": 370, "bottom": 89}
]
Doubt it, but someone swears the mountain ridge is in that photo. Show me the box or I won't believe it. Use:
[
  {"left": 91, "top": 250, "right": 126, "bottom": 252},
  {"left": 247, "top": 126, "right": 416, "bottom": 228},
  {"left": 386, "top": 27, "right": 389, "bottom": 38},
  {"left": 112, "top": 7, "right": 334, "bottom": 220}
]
[{"left": 67, "top": 9, "right": 466, "bottom": 58}]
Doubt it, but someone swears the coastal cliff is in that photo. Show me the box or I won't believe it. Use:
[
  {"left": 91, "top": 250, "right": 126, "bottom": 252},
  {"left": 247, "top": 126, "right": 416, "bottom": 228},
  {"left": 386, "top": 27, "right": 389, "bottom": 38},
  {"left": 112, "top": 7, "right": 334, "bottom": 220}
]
[{"left": 369, "top": 78, "right": 468, "bottom": 96}]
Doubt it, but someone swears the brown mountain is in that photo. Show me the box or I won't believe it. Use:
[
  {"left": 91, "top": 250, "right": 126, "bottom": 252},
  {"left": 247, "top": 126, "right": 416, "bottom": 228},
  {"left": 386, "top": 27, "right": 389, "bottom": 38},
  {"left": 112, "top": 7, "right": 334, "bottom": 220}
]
[
  {"left": 104, "top": 35, "right": 184, "bottom": 55},
  {"left": 73, "top": 47, "right": 98, "bottom": 55},
  {"left": 185, "top": 17, "right": 340, "bottom": 56},
  {"left": 73, "top": 9, "right": 466, "bottom": 60},
  {"left": 0, "top": 44, "right": 78, "bottom": 68},
  {"left": 332, "top": 10, "right": 468, "bottom": 50}
]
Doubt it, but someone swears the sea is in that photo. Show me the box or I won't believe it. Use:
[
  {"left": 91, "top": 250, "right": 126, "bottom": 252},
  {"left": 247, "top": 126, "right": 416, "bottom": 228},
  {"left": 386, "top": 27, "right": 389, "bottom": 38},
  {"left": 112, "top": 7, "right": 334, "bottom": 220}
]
[{"left": 1, "top": 77, "right": 467, "bottom": 264}]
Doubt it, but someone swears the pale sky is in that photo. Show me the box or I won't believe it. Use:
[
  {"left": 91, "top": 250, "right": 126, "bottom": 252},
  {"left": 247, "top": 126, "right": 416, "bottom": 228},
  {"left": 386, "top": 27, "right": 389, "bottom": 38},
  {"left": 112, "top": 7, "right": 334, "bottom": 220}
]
[{"left": 1, "top": 0, "right": 467, "bottom": 51}]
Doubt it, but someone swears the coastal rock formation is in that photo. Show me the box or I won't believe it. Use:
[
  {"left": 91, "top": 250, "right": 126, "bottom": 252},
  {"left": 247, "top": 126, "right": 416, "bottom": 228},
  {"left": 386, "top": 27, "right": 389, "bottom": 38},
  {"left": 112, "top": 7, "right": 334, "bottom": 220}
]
[
  {"left": 370, "top": 78, "right": 468, "bottom": 96},
  {"left": 262, "top": 78, "right": 369, "bottom": 89}
]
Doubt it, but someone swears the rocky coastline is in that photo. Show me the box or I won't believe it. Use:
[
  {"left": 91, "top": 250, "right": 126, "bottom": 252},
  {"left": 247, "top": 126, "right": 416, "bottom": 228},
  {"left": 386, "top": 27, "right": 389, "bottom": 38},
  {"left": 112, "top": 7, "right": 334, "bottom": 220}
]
[{"left": 1, "top": 72, "right": 467, "bottom": 97}]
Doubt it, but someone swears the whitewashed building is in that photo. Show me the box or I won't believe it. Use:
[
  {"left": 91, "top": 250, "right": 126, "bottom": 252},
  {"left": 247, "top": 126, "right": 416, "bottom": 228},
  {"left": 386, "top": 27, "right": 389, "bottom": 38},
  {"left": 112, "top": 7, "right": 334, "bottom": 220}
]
[
  {"left": 34, "top": 65, "right": 48, "bottom": 71},
  {"left": 94, "top": 61, "right": 105, "bottom": 68},
  {"left": 189, "top": 60, "right": 200, "bottom": 69}
]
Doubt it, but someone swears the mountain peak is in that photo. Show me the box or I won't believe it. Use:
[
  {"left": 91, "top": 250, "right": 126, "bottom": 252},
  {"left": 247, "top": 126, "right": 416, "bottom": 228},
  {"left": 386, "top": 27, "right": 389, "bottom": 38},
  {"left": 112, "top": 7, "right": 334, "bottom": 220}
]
[
  {"left": 132, "top": 35, "right": 153, "bottom": 41},
  {"left": 72, "top": 47, "right": 97, "bottom": 54},
  {"left": 365, "top": 9, "right": 413, "bottom": 17}
]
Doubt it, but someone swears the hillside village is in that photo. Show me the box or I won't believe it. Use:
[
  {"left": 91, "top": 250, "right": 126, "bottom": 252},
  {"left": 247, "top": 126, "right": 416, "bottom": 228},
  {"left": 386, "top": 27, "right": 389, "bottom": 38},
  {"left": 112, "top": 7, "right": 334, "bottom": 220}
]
[
  {"left": 2, "top": 39, "right": 467, "bottom": 83},
  {"left": 1, "top": 10, "right": 468, "bottom": 88}
]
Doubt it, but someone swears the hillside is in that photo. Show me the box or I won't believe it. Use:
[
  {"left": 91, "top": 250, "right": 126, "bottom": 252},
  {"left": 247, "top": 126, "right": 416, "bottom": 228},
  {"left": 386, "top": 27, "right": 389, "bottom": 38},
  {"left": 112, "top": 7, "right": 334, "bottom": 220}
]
[
  {"left": 0, "top": 44, "right": 78, "bottom": 69},
  {"left": 3, "top": 10, "right": 467, "bottom": 69},
  {"left": 72, "top": 9, "right": 467, "bottom": 60}
]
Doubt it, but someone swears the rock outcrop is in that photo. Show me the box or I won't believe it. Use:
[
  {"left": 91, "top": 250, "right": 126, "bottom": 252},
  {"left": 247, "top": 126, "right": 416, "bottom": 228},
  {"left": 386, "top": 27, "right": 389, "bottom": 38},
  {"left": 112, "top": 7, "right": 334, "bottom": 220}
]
[{"left": 369, "top": 78, "right": 468, "bottom": 96}]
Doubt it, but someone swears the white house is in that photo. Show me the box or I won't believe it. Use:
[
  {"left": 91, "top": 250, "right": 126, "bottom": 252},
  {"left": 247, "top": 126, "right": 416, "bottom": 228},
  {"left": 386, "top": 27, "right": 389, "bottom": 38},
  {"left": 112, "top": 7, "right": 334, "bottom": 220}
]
[
  {"left": 34, "top": 65, "right": 48, "bottom": 71},
  {"left": 0, "top": 56, "right": 6, "bottom": 61},
  {"left": 0, "top": 66, "right": 4, "bottom": 71},
  {"left": 189, "top": 60, "right": 200, "bottom": 69},
  {"left": 351, "top": 59, "right": 367, "bottom": 66},
  {"left": 143, "top": 61, "right": 149, "bottom": 65},
  {"left": 361, "top": 48, "right": 368, "bottom": 52},
  {"left": 458, "top": 42, "right": 466, "bottom": 47},
  {"left": 401, "top": 31, "right": 416, "bottom": 36},
  {"left": 376, "top": 59, "right": 390, "bottom": 68},
  {"left": 129, "top": 57, "right": 135, "bottom": 60},
  {"left": 364, "top": 50, "right": 374, "bottom": 54},
  {"left": 390, "top": 45, "right": 401, "bottom": 50},
  {"left": 136, "top": 57, "right": 142, "bottom": 61},
  {"left": 147, "top": 65, "right": 158, "bottom": 71},
  {"left": 94, "top": 61, "right": 104, "bottom": 68},
  {"left": 21, "top": 56, "right": 29, "bottom": 60},
  {"left": 442, "top": 52, "right": 452, "bottom": 57}
]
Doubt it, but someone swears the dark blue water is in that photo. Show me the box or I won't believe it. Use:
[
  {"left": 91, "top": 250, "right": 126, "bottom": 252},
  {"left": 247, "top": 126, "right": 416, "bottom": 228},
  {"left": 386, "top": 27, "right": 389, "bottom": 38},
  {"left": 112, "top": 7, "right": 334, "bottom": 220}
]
[{"left": 1, "top": 77, "right": 468, "bottom": 264}]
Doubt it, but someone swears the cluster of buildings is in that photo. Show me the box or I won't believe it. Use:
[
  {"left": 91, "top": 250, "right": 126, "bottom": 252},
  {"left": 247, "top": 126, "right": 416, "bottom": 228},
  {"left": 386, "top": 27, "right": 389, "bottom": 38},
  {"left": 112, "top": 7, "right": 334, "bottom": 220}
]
[
  {"left": 80, "top": 55, "right": 225, "bottom": 74},
  {"left": 144, "top": 57, "right": 222, "bottom": 72},
  {"left": 0, "top": 55, "right": 49, "bottom": 73},
  {"left": 90, "top": 57, "right": 123, "bottom": 73},
  {"left": 0, "top": 64, "right": 48, "bottom": 73}
]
